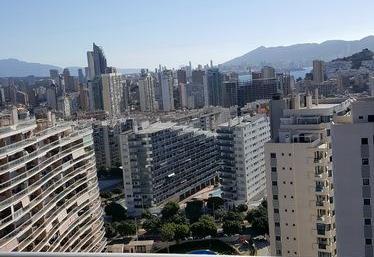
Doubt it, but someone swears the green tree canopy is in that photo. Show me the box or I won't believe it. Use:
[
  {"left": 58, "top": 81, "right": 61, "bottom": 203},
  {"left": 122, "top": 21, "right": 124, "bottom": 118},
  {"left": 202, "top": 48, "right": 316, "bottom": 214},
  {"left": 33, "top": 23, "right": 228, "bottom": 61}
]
[
  {"left": 174, "top": 224, "right": 190, "bottom": 241},
  {"left": 185, "top": 200, "right": 204, "bottom": 223},
  {"left": 161, "top": 202, "right": 180, "bottom": 221},
  {"left": 246, "top": 200, "right": 268, "bottom": 235},
  {"left": 142, "top": 216, "right": 161, "bottom": 234},
  {"left": 105, "top": 202, "right": 127, "bottom": 222},
  {"left": 206, "top": 197, "right": 224, "bottom": 210},
  {"left": 236, "top": 204, "right": 248, "bottom": 212},
  {"left": 161, "top": 223, "right": 176, "bottom": 242},
  {"left": 190, "top": 215, "right": 217, "bottom": 239},
  {"left": 223, "top": 211, "right": 244, "bottom": 222},
  {"left": 222, "top": 220, "right": 242, "bottom": 235},
  {"left": 115, "top": 220, "right": 136, "bottom": 236}
]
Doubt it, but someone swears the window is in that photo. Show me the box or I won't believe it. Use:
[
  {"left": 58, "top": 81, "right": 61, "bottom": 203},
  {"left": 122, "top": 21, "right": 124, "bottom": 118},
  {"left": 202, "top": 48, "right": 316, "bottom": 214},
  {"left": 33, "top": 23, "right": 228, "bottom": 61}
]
[
  {"left": 327, "top": 129, "right": 331, "bottom": 136},
  {"left": 364, "top": 199, "right": 371, "bottom": 205},
  {"left": 289, "top": 167, "right": 292, "bottom": 170},
  {"left": 273, "top": 195, "right": 278, "bottom": 200},
  {"left": 276, "top": 250, "right": 282, "bottom": 255},
  {"left": 275, "top": 222, "right": 280, "bottom": 227},
  {"left": 288, "top": 153, "right": 291, "bottom": 156},
  {"left": 362, "top": 138, "right": 369, "bottom": 145},
  {"left": 365, "top": 219, "right": 371, "bottom": 225},
  {"left": 272, "top": 181, "right": 278, "bottom": 186},
  {"left": 271, "top": 167, "right": 277, "bottom": 172},
  {"left": 271, "top": 153, "right": 276, "bottom": 158},
  {"left": 281, "top": 153, "right": 284, "bottom": 156},
  {"left": 363, "top": 179, "right": 370, "bottom": 186},
  {"left": 362, "top": 158, "right": 369, "bottom": 165},
  {"left": 274, "top": 209, "right": 279, "bottom": 213},
  {"left": 369, "top": 115, "right": 374, "bottom": 122},
  {"left": 366, "top": 239, "right": 372, "bottom": 245},
  {"left": 275, "top": 236, "right": 281, "bottom": 241},
  {"left": 359, "top": 116, "right": 363, "bottom": 120}
]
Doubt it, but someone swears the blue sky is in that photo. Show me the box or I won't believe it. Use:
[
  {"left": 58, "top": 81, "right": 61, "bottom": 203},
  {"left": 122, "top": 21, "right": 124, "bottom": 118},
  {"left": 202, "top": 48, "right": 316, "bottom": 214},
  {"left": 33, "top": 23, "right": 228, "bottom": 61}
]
[{"left": 0, "top": 0, "right": 373, "bottom": 69}]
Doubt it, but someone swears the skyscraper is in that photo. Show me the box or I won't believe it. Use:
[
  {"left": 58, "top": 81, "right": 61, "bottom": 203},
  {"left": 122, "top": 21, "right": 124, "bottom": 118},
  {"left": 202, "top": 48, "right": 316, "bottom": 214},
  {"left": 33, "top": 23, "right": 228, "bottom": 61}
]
[
  {"left": 217, "top": 115, "right": 270, "bottom": 208},
  {"left": 101, "top": 72, "right": 123, "bottom": 117},
  {"left": 138, "top": 72, "right": 157, "bottom": 112},
  {"left": 313, "top": 60, "right": 325, "bottom": 84},
  {"left": 0, "top": 108, "right": 105, "bottom": 252},
  {"left": 159, "top": 70, "right": 174, "bottom": 112},
  {"left": 266, "top": 95, "right": 352, "bottom": 257},
  {"left": 92, "top": 43, "right": 107, "bottom": 76},
  {"left": 332, "top": 99, "right": 374, "bottom": 257},
  {"left": 205, "top": 68, "right": 223, "bottom": 107}
]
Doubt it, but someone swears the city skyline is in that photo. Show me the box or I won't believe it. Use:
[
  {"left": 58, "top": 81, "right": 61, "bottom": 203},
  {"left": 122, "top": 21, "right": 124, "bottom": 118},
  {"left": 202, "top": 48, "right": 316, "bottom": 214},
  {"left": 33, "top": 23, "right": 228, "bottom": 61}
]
[{"left": 1, "top": 0, "right": 374, "bottom": 69}]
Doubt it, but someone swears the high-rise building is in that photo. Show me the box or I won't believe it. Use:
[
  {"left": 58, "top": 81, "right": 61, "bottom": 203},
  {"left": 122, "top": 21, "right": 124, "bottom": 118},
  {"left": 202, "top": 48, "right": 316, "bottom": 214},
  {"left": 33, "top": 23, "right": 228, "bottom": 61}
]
[
  {"left": 138, "top": 72, "right": 157, "bottom": 112},
  {"left": 159, "top": 70, "right": 174, "bottom": 112},
  {"left": 265, "top": 95, "right": 353, "bottom": 257},
  {"left": 313, "top": 60, "right": 325, "bottom": 84},
  {"left": 92, "top": 43, "right": 107, "bottom": 76},
  {"left": 222, "top": 81, "right": 238, "bottom": 107},
  {"left": 57, "top": 95, "right": 71, "bottom": 118},
  {"left": 177, "top": 69, "right": 187, "bottom": 84},
  {"left": 0, "top": 108, "right": 105, "bottom": 252},
  {"left": 332, "top": 99, "right": 374, "bottom": 257},
  {"left": 217, "top": 115, "right": 270, "bottom": 208},
  {"left": 101, "top": 73, "right": 124, "bottom": 117},
  {"left": 49, "top": 69, "right": 60, "bottom": 86},
  {"left": 78, "top": 69, "right": 85, "bottom": 84},
  {"left": 205, "top": 68, "right": 223, "bottom": 107},
  {"left": 92, "top": 119, "right": 128, "bottom": 171},
  {"left": 262, "top": 66, "right": 276, "bottom": 79},
  {"left": 46, "top": 84, "right": 58, "bottom": 110},
  {"left": 86, "top": 52, "right": 96, "bottom": 81},
  {"left": 120, "top": 122, "right": 219, "bottom": 216}
]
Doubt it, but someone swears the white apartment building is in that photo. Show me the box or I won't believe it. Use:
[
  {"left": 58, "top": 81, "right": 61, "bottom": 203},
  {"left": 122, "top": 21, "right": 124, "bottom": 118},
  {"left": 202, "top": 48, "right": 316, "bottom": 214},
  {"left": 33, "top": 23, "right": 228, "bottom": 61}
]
[
  {"left": 0, "top": 108, "right": 105, "bottom": 252},
  {"left": 266, "top": 94, "right": 353, "bottom": 257},
  {"left": 217, "top": 115, "right": 270, "bottom": 208},
  {"left": 332, "top": 98, "right": 374, "bottom": 257},
  {"left": 160, "top": 71, "right": 174, "bottom": 112},
  {"left": 138, "top": 74, "right": 157, "bottom": 112},
  {"left": 120, "top": 122, "right": 219, "bottom": 216},
  {"left": 101, "top": 72, "right": 123, "bottom": 117}
]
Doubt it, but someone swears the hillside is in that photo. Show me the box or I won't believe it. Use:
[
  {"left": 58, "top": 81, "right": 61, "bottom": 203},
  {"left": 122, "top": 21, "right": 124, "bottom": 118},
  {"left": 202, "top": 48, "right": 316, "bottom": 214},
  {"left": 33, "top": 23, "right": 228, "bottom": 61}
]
[{"left": 221, "top": 36, "right": 374, "bottom": 69}]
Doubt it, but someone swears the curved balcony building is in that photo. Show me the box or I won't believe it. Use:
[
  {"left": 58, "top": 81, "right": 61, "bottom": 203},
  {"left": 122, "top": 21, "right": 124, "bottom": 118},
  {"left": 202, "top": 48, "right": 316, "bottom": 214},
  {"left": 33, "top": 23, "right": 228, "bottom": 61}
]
[{"left": 0, "top": 108, "right": 106, "bottom": 252}]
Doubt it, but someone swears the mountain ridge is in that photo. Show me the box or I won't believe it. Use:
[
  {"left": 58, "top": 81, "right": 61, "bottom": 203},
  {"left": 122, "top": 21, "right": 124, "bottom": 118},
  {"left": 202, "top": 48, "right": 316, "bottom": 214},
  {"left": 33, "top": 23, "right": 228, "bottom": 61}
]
[
  {"left": 0, "top": 58, "right": 140, "bottom": 77},
  {"left": 221, "top": 36, "right": 374, "bottom": 69}
]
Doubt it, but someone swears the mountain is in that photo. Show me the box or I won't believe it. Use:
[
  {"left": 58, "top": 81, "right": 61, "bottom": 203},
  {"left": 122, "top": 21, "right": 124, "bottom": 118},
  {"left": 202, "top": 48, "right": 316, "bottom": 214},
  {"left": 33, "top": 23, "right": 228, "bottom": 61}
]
[
  {"left": 0, "top": 58, "right": 62, "bottom": 77},
  {"left": 0, "top": 58, "right": 141, "bottom": 77},
  {"left": 221, "top": 36, "right": 374, "bottom": 69}
]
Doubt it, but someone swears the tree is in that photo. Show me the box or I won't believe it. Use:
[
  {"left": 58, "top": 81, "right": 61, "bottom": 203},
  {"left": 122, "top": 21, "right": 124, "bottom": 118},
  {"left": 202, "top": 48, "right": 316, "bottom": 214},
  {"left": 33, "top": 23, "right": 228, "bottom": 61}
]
[
  {"left": 143, "top": 216, "right": 161, "bottom": 234},
  {"left": 115, "top": 220, "right": 136, "bottom": 237},
  {"left": 190, "top": 215, "right": 217, "bottom": 239},
  {"left": 161, "top": 202, "right": 180, "bottom": 221},
  {"left": 185, "top": 200, "right": 203, "bottom": 223},
  {"left": 112, "top": 188, "right": 123, "bottom": 195},
  {"left": 214, "top": 207, "right": 227, "bottom": 221},
  {"left": 223, "top": 220, "right": 242, "bottom": 235},
  {"left": 174, "top": 224, "right": 190, "bottom": 241},
  {"left": 100, "top": 191, "right": 112, "bottom": 199},
  {"left": 206, "top": 197, "right": 224, "bottom": 211},
  {"left": 105, "top": 202, "right": 127, "bottom": 221},
  {"left": 223, "top": 211, "right": 244, "bottom": 223},
  {"left": 161, "top": 223, "right": 176, "bottom": 242},
  {"left": 246, "top": 200, "right": 268, "bottom": 235},
  {"left": 104, "top": 222, "right": 117, "bottom": 238},
  {"left": 141, "top": 210, "right": 153, "bottom": 220},
  {"left": 236, "top": 204, "right": 248, "bottom": 213}
]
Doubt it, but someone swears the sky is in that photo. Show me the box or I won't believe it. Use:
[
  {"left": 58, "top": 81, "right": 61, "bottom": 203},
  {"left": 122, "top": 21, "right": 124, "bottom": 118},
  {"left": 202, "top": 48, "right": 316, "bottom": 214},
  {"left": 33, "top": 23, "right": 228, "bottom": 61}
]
[{"left": 0, "top": 0, "right": 374, "bottom": 69}]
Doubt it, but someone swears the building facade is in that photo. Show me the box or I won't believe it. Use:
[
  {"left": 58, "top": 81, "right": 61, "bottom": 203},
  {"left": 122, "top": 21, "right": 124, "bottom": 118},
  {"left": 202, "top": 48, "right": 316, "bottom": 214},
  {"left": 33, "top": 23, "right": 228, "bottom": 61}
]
[
  {"left": 266, "top": 95, "right": 352, "bottom": 257},
  {"left": 332, "top": 99, "right": 374, "bottom": 257},
  {"left": 120, "top": 122, "right": 219, "bottom": 216},
  {"left": 0, "top": 108, "right": 105, "bottom": 252},
  {"left": 217, "top": 115, "right": 270, "bottom": 208},
  {"left": 101, "top": 72, "right": 124, "bottom": 117}
]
